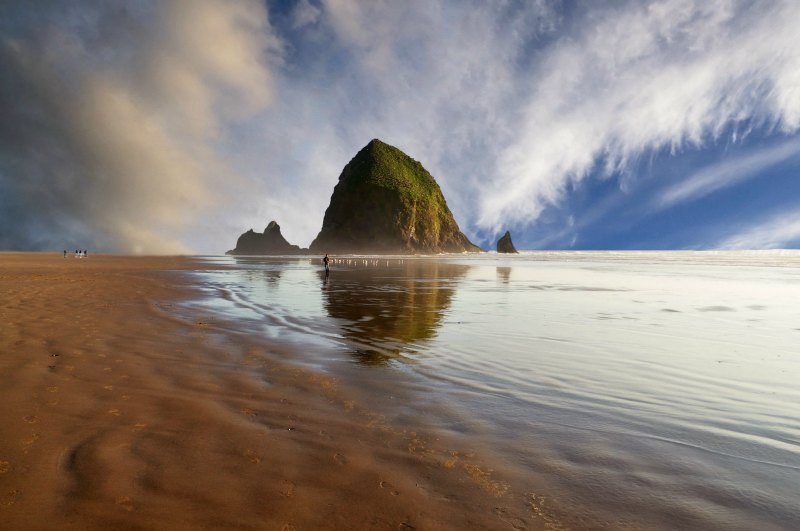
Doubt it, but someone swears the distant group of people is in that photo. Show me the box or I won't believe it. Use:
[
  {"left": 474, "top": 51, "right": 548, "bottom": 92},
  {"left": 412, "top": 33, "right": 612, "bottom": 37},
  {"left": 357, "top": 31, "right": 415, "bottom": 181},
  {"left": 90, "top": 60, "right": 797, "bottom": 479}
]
[{"left": 64, "top": 249, "right": 88, "bottom": 258}]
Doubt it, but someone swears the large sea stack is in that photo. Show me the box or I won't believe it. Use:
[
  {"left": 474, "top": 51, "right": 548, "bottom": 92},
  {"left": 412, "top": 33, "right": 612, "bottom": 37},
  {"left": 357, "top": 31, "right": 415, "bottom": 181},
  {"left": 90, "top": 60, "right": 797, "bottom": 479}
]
[
  {"left": 227, "top": 221, "right": 303, "bottom": 255},
  {"left": 309, "top": 139, "right": 481, "bottom": 254},
  {"left": 496, "top": 231, "right": 518, "bottom": 254}
]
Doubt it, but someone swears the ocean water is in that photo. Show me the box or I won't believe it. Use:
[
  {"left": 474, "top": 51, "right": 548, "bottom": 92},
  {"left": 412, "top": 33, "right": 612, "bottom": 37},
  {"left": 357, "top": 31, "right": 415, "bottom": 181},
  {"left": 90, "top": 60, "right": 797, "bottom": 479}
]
[{"left": 191, "top": 251, "right": 800, "bottom": 529}]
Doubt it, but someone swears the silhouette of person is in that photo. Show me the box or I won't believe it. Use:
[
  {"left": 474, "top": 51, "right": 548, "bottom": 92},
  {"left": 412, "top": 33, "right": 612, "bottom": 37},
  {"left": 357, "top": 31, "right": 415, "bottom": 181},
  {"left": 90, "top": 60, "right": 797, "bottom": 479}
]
[
  {"left": 63, "top": 250, "right": 67, "bottom": 258},
  {"left": 323, "top": 253, "right": 330, "bottom": 273}
]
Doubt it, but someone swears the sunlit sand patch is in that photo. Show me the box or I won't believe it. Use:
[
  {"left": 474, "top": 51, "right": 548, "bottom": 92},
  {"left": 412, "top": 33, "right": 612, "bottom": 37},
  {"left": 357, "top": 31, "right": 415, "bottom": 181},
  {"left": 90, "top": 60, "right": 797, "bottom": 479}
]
[
  {"left": 108, "top": 409, "right": 121, "bottom": 416},
  {"left": 443, "top": 451, "right": 459, "bottom": 469}
]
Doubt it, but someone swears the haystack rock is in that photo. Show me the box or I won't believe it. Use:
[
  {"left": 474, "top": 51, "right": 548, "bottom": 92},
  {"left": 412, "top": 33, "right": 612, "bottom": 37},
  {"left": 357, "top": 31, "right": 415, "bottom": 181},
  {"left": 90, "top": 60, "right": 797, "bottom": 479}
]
[
  {"left": 227, "top": 221, "right": 304, "bottom": 255},
  {"left": 309, "top": 139, "right": 481, "bottom": 254},
  {"left": 496, "top": 231, "right": 518, "bottom": 254}
]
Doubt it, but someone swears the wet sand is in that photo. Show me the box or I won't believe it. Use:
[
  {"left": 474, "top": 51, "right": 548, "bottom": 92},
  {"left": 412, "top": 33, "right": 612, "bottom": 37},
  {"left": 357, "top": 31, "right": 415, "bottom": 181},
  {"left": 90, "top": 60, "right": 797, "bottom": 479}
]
[{"left": 0, "top": 253, "right": 547, "bottom": 530}]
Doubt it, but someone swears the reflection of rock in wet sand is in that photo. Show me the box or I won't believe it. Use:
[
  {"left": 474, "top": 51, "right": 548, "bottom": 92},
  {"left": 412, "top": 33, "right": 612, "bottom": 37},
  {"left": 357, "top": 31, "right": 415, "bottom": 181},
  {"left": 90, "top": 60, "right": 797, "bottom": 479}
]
[
  {"left": 496, "top": 266, "right": 511, "bottom": 283},
  {"left": 321, "top": 261, "right": 468, "bottom": 364}
]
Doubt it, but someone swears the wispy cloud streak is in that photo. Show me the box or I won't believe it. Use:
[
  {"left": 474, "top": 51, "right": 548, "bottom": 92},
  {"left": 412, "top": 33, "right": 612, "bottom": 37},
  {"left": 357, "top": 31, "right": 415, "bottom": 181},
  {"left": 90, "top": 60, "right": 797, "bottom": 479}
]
[
  {"left": 718, "top": 209, "right": 800, "bottom": 249},
  {"left": 656, "top": 138, "right": 800, "bottom": 209},
  {"left": 480, "top": 0, "right": 800, "bottom": 231}
]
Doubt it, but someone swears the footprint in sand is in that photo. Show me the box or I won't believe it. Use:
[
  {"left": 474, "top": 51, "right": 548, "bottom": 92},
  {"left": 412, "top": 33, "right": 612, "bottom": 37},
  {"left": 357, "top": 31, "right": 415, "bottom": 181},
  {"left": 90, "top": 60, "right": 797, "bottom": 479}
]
[
  {"left": 0, "top": 461, "right": 10, "bottom": 474},
  {"left": 23, "top": 415, "right": 38, "bottom": 424},
  {"left": 132, "top": 423, "right": 147, "bottom": 430},
  {"left": 115, "top": 495, "right": 134, "bottom": 511},
  {"left": 47, "top": 386, "right": 58, "bottom": 393},
  {"left": 333, "top": 453, "right": 347, "bottom": 465},
  {"left": 379, "top": 480, "right": 400, "bottom": 496},
  {"left": 279, "top": 479, "right": 295, "bottom": 497},
  {"left": 244, "top": 449, "right": 261, "bottom": 464},
  {"left": 2, "top": 489, "right": 21, "bottom": 507},
  {"left": 108, "top": 409, "right": 121, "bottom": 416},
  {"left": 103, "top": 385, "right": 114, "bottom": 391},
  {"left": 22, "top": 434, "right": 40, "bottom": 450}
]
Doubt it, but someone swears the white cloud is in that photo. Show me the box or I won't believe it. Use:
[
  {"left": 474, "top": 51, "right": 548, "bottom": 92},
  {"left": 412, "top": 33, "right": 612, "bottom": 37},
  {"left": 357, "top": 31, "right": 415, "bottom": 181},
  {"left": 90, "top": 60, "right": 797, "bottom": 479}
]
[
  {"left": 292, "top": 0, "right": 322, "bottom": 29},
  {"left": 0, "top": 0, "right": 280, "bottom": 253},
  {"left": 479, "top": 0, "right": 800, "bottom": 232},
  {"left": 718, "top": 209, "right": 800, "bottom": 249}
]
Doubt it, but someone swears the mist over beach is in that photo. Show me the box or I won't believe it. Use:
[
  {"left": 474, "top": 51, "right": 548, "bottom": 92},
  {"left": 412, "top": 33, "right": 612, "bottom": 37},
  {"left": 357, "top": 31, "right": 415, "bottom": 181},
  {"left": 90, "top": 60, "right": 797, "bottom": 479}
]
[{"left": 2, "top": 1, "right": 800, "bottom": 530}]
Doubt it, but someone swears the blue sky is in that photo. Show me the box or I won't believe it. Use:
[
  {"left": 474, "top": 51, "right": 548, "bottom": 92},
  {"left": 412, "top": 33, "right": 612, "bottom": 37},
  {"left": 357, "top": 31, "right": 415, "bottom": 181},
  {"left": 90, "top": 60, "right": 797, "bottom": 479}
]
[{"left": 1, "top": 0, "right": 799, "bottom": 253}]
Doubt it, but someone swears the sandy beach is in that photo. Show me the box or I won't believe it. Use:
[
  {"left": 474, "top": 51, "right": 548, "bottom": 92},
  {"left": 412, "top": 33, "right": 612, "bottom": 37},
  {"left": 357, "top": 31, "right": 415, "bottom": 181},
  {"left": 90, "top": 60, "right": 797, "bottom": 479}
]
[{"left": 0, "top": 253, "right": 547, "bottom": 530}]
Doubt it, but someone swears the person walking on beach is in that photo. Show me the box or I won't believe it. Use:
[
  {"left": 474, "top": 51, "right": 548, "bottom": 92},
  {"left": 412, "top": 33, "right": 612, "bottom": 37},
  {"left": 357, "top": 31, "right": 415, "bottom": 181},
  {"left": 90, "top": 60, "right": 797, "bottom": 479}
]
[
  {"left": 63, "top": 250, "right": 67, "bottom": 258},
  {"left": 323, "top": 253, "right": 330, "bottom": 273}
]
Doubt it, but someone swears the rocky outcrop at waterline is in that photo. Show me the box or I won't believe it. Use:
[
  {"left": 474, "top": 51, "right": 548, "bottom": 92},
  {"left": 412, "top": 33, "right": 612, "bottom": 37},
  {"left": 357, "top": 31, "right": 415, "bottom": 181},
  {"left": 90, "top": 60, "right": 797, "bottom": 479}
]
[
  {"left": 496, "top": 231, "right": 518, "bottom": 254},
  {"left": 226, "top": 221, "right": 305, "bottom": 255},
  {"left": 308, "top": 139, "right": 481, "bottom": 254}
]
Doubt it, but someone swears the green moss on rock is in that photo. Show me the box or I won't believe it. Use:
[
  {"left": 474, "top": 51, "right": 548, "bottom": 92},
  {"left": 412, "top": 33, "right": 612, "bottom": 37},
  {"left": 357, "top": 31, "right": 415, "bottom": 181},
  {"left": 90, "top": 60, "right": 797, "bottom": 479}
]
[{"left": 309, "top": 139, "right": 481, "bottom": 254}]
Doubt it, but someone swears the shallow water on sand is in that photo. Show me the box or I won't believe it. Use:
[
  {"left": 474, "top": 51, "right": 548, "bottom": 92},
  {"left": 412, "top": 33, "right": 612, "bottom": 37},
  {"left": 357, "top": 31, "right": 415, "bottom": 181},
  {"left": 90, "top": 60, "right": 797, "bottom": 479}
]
[{"left": 192, "top": 251, "right": 800, "bottom": 529}]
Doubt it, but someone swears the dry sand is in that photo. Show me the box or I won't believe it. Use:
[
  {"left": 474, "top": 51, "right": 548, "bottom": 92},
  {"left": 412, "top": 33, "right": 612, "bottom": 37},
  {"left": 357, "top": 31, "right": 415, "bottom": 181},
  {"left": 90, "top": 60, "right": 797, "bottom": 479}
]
[{"left": 0, "top": 253, "right": 548, "bottom": 530}]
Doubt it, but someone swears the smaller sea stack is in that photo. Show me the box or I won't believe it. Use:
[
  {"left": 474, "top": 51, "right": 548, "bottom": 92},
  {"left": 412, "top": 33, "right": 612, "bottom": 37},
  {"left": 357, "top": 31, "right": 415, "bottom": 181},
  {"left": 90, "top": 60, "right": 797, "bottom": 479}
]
[
  {"left": 496, "top": 231, "right": 518, "bottom": 254},
  {"left": 227, "top": 221, "right": 304, "bottom": 255}
]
